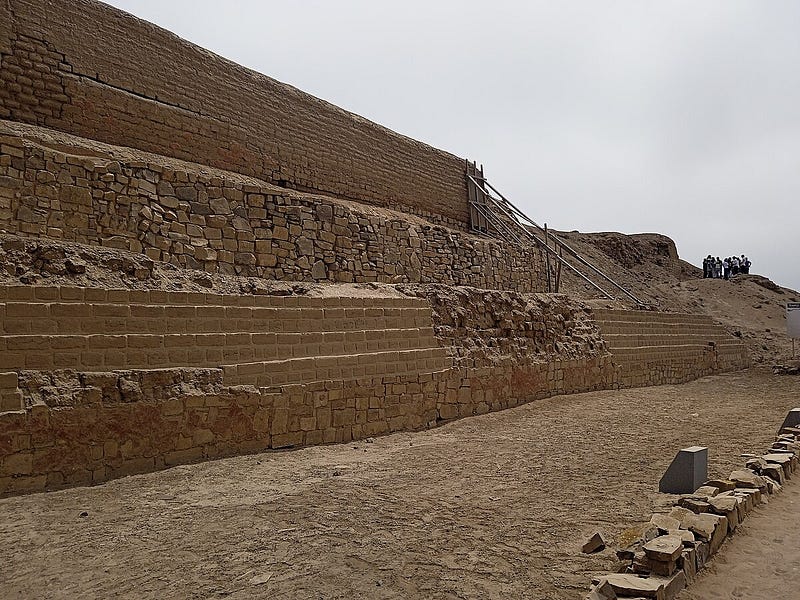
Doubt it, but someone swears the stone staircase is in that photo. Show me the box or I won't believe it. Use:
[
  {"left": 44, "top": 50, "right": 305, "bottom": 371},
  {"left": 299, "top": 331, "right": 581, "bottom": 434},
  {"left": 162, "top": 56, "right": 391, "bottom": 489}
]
[
  {"left": 593, "top": 309, "right": 750, "bottom": 387},
  {"left": 0, "top": 285, "right": 451, "bottom": 410}
]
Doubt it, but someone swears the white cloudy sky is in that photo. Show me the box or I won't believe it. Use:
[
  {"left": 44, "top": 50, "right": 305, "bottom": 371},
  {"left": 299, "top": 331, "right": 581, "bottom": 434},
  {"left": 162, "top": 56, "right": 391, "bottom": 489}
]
[{"left": 106, "top": 0, "right": 800, "bottom": 291}]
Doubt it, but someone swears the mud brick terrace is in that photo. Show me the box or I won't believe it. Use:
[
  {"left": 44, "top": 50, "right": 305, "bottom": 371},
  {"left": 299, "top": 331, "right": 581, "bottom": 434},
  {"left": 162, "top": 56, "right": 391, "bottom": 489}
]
[{"left": 0, "top": 2, "right": 798, "bottom": 599}]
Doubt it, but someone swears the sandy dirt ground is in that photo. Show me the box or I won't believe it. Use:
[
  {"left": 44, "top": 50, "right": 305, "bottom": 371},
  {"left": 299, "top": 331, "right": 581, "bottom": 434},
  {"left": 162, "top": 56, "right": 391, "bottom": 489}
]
[
  {"left": 0, "top": 368, "right": 798, "bottom": 600},
  {"left": 677, "top": 479, "right": 800, "bottom": 600}
]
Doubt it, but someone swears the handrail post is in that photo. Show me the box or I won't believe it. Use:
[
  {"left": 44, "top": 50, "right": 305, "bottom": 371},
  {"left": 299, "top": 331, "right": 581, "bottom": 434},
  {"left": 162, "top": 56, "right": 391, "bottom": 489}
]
[{"left": 465, "top": 170, "right": 646, "bottom": 307}]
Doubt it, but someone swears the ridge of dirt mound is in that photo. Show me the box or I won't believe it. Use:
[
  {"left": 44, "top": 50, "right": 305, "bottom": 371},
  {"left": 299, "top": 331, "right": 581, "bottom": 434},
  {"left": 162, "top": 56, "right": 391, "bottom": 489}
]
[{"left": 557, "top": 230, "right": 798, "bottom": 364}]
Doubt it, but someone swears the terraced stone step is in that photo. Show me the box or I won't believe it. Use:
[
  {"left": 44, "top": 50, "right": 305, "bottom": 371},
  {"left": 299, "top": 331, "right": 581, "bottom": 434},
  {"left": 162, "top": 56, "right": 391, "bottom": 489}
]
[
  {"left": 593, "top": 308, "right": 750, "bottom": 388},
  {"left": 593, "top": 309, "right": 716, "bottom": 324},
  {"left": 610, "top": 344, "right": 748, "bottom": 361},
  {"left": 596, "top": 321, "right": 721, "bottom": 332},
  {"left": 0, "top": 302, "right": 432, "bottom": 335},
  {"left": 223, "top": 348, "right": 452, "bottom": 388},
  {"left": 0, "top": 285, "right": 455, "bottom": 404},
  {"left": 0, "top": 327, "right": 441, "bottom": 371},
  {"left": 603, "top": 333, "right": 746, "bottom": 349},
  {"left": 0, "top": 285, "right": 424, "bottom": 308}
]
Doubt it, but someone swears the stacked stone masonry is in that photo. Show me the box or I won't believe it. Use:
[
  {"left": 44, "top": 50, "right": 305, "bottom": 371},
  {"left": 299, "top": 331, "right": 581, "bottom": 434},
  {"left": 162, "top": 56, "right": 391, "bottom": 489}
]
[
  {"left": 0, "top": 284, "right": 450, "bottom": 386},
  {"left": 594, "top": 308, "right": 751, "bottom": 388},
  {"left": 0, "top": 285, "right": 752, "bottom": 495},
  {"left": 0, "top": 368, "right": 449, "bottom": 496},
  {"left": 0, "top": 0, "right": 470, "bottom": 226},
  {"left": 0, "top": 122, "right": 546, "bottom": 292},
  {"left": 0, "top": 285, "right": 611, "bottom": 495}
]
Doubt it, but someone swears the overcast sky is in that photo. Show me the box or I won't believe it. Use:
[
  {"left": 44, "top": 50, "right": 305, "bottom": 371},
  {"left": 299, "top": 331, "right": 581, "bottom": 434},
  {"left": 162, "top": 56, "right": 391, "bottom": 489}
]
[{"left": 105, "top": 0, "right": 800, "bottom": 292}]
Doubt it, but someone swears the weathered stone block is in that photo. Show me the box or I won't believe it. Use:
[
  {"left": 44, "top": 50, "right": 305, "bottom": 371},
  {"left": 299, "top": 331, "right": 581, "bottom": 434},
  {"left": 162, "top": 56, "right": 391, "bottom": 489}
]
[{"left": 659, "top": 446, "right": 707, "bottom": 494}]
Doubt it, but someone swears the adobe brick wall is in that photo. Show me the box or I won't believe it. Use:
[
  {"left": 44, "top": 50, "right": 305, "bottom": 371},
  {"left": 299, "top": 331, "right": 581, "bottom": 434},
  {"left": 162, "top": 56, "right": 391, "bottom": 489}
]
[
  {"left": 593, "top": 308, "right": 751, "bottom": 387},
  {"left": 0, "top": 0, "right": 470, "bottom": 225},
  {"left": 0, "top": 122, "right": 546, "bottom": 292},
  {"left": 0, "top": 368, "right": 447, "bottom": 495},
  {"left": 0, "top": 285, "right": 449, "bottom": 377},
  {"left": 0, "top": 286, "right": 754, "bottom": 496},
  {"left": 0, "top": 286, "right": 615, "bottom": 495},
  {"left": 0, "top": 3, "right": 11, "bottom": 56}
]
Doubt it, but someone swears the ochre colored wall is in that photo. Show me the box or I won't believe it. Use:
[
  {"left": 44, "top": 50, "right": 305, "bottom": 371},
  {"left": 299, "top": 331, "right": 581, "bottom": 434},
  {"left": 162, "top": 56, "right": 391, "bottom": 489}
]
[
  {"left": 0, "top": 0, "right": 470, "bottom": 225},
  {"left": 0, "top": 124, "right": 546, "bottom": 291},
  {"left": 0, "top": 286, "right": 752, "bottom": 496}
]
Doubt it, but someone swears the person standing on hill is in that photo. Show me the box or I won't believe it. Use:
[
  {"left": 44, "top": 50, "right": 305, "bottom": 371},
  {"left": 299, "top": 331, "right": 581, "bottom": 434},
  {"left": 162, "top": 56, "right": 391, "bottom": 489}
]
[
  {"left": 703, "top": 256, "right": 709, "bottom": 278},
  {"left": 723, "top": 257, "right": 731, "bottom": 280},
  {"left": 742, "top": 255, "right": 751, "bottom": 274},
  {"left": 732, "top": 256, "right": 740, "bottom": 276},
  {"left": 715, "top": 257, "right": 723, "bottom": 278}
]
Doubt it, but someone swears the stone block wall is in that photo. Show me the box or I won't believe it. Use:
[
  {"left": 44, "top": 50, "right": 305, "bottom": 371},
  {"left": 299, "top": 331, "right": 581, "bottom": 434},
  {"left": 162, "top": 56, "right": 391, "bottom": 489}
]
[
  {"left": 593, "top": 308, "right": 751, "bottom": 387},
  {"left": 0, "top": 368, "right": 445, "bottom": 496},
  {"left": 0, "top": 286, "right": 755, "bottom": 496},
  {"left": 0, "top": 285, "right": 618, "bottom": 496},
  {"left": 0, "top": 123, "right": 545, "bottom": 292},
  {"left": 0, "top": 0, "right": 469, "bottom": 225}
]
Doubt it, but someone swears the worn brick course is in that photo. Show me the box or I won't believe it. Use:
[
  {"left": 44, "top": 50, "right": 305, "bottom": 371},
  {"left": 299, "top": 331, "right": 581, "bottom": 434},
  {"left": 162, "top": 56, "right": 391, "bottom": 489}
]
[
  {"left": 0, "top": 122, "right": 546, "bottom": 291},
  {"left": 0, "top": 0, "right": 470, "bottom": 225}
]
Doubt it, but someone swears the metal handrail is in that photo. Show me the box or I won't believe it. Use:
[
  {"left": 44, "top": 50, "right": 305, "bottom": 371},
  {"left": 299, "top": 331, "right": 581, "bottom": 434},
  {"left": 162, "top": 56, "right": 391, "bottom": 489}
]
[
  {"left": 471, "top": 193, "right": 615, "bottom": 299},
  {"left": 467, "top": 174, "right": 645, "bottom": 306}
]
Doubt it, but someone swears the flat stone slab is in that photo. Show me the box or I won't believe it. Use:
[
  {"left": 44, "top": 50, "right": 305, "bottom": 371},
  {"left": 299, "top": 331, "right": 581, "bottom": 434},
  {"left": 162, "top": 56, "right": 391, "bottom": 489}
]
[
  {"left": 704, "top": 479, "right": 736, "bottom": 492},
  {"left": 650, "top": 513, "right": 681, "bottom": 532},
  {"left": 708, "top": 495, "right": 739, "bottom": 513},
  {"left": 694, "top": 485, "right": 719, "bottom": 497},
  {"left": 603, "top": 573, "right": 665, "bottom": 597},
  {"left": 763, "top": 453, "right": 792, "bottom": 464},
  {"left": 729, "top": 469, "right": 766, "bottom": 489},
  {"left": 644, "top": 535, "right": 683, "bottom": 562},
  {"left": 603, "top": 572, "right": 686, "bottom": 600},
  {"left": 582, "top": 531, "right": 606, "bottom": 554},
  {"left": 677, "top": 496, "right": 711, "bottom": 513}
]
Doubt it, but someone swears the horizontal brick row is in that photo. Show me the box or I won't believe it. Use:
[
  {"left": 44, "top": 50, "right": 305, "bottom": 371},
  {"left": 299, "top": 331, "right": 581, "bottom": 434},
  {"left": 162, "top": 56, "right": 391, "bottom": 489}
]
[
  {"left": 0, "top": 328, "right": 439, "bottom": 371},
  {"left": 0, "top": 285, "right": 425, "bottom": 308},
  {"left": 593, "top": 309, "right": 715, "bottom": 325},
  {"left": 603, "top": 333, "right": 744, "bottom": 349},
  {"left": 596, "top": 322, "right": 726, "bottom": 335},
  {"left": 224, "top": 349, "right": 452, "bottom": 388},
  {"left": 611, "top": 345, "right": 723, "bottom": 360},
  {"left": 0, "top": 302, "right": 432, "bottom": 335}
]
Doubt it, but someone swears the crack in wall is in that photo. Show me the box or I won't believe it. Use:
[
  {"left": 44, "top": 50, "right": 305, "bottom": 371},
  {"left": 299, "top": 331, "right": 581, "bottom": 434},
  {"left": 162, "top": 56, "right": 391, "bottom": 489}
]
[{"left": 68, "top": 70, "right": 208, "bottom": 120}]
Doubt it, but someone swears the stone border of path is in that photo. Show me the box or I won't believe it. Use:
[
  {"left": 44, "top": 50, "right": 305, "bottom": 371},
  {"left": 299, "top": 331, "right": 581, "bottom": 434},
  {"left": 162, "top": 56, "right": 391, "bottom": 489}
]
[{"left": 583, "top": 416, "right": 799, "bottom": 600}]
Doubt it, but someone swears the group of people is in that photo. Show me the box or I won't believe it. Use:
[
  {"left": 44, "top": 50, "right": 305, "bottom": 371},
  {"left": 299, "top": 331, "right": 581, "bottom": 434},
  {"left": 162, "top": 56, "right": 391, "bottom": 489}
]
[{"left": 703, "top": 254, "right": 751, "bottom": 280}]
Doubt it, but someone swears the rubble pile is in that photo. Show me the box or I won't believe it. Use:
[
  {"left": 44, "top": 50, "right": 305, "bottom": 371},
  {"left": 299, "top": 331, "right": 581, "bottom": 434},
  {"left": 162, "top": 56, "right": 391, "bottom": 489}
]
[{"left": 585, "top": 422, "right": 800, "bottom": 600}]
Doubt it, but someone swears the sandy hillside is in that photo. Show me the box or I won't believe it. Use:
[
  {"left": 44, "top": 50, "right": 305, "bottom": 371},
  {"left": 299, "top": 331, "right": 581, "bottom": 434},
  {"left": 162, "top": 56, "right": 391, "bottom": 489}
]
[{"left": 557, "top": 231, "right": 799, "bottom": 363}]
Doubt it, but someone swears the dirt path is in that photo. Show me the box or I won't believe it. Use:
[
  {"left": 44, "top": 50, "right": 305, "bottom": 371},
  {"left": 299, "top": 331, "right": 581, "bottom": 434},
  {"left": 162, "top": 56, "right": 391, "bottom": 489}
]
[
  {"left": 677, "top": 476, "right": 800, "bottom": 599},
  {"left": 0, "top": 369, "right": 797, "bottom": 600}
]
